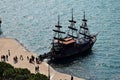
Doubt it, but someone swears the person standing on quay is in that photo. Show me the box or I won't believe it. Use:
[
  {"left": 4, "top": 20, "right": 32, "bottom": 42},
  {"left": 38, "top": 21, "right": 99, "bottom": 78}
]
[
  {"left": 6, "top": 55, "right": 8, "bottom": 61},
  {"left": 35, "top": 66, "right": 39, "bottom": 73},
  {"left": 71, "top": 75, "right": 73, "bottom": 80},
  {"left": 20, "top": 55, "right": 23, "bottom": 60},
  {"left": 8, "top": 50, "right": 10, "bottom": 56}
]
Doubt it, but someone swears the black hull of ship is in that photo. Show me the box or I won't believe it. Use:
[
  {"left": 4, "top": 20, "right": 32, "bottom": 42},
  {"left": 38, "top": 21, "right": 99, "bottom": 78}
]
[{"left": 50, "top": 40, "right": 95, "bottom": 60}]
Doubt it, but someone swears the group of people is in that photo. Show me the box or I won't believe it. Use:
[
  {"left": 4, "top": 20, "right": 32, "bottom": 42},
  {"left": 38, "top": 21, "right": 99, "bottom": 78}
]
[
  {"left": 29, "top": 55, "right": 41, "bottom": 64},
  {"left": 13, "top": 55, "right": 24, "bottom": 64},
  {"left": 1, "top": 49, "right": 41, "bottom": 73},
  {"left": 0, "top": 50, "right": 10, "bottom": 62},
  {"left": 1, "top": 55, "right": 8, "bottom": 61},
  {"left": 29, "top": 55, "right": 35, "bottom": 63},
  {"left": 28, "top": 55, "right": 41, "bottom": 73}
]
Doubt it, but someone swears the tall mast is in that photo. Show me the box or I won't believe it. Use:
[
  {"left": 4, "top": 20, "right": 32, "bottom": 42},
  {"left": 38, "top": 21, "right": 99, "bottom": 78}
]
[
  {"left": 53, "top": 15, "right": 65, "bottom": 41},
  {"left": 58, "top": 15, "right": 60, "bottom": 27},
  {"left": 72, "top": 8, "right": 74, "bottom": 22},
  {"left": 67, "top": 9, "right": 78, "bottom": 38},
  {"left": 79, "top": 11, "right": 90, "bottom": 38}
]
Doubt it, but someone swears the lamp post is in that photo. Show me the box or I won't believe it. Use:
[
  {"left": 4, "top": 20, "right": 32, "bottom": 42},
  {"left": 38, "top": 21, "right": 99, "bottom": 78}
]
[{"left": 48, "top": 63, "right": 50, "bottom": 80}]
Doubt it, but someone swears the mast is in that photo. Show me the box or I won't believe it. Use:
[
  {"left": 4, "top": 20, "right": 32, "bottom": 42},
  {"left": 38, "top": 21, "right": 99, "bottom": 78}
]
[
  {"left": 67, "top": 9, "right": 78, "bottom": 39},
  {"left": 79, "top": 11, "right": 90, "bottom": 38},
  {"left": 53, "top": 15, "right": 65, "bottom": 42}
]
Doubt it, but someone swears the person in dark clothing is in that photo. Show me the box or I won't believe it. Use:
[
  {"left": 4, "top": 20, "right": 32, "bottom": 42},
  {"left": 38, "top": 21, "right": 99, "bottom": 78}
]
[
  {"left": 6, "top": 55, "right": 8, "bottom": 61},
  {"left": 35, "top": 66, "right": 39, "bottom": 73},
  {"left": 27, "top": 56, "right": 29, "bottom": 60},
  {"left": 13, "top": 56, "right": 18, "bottom": 64},
  {"left": 1, "top": 55, "right": 5, "bottom": 61},
  {"left": 71, "top": 75, "right": 73, "bottom": 80},
  {"left": 31, "top": 55, "right": 35, "bottom": 62}
]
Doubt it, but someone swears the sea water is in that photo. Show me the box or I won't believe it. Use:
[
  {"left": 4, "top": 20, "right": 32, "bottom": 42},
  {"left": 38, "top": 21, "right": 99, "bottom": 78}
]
[{"left": 0, "top": 0, "right": 120, "bottom": 80}]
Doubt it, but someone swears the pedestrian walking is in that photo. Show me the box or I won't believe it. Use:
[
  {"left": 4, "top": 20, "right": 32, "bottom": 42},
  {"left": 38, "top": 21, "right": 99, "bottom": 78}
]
[
  {"left": 71, "top": 75, "right": 73, "bottom": 80},
  {"left": 8, "top": 50, "right": 10, "bottom": 56},
  {"left": 6, "top": 55, "right": 8, "bottom": 61},
  {"left": 1, "top": 55, "right": 5, "bottom": 61},
  {"left": 13, "top": 56, "right": 18, "bottom": 64},
  {"left": 27, "top": 56, "right": 29, "bottom": 60},
  {"left": 35, "top": 66, "right": 39, "bottom": 73},
  {"left": 20, "top": 55, "right": 23, "bottom": 60}
]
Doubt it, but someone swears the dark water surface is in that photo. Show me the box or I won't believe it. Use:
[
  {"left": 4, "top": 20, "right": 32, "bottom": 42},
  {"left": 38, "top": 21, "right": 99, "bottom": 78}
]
[{"left": 0, "top": 0, "right": 120, "bottom": 80}]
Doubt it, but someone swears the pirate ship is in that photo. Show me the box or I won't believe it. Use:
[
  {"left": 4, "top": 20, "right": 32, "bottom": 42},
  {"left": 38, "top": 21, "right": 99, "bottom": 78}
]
[{"left": 47, "top": 9, "right": 97, "bottom": 60}]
